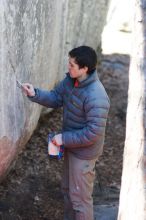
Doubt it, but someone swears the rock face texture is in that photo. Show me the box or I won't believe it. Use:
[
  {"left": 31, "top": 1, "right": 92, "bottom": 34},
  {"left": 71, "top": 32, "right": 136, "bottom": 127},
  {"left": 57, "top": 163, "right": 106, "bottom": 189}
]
[{"left": 0, "top": 0, "right": 109, "bottom": 179}]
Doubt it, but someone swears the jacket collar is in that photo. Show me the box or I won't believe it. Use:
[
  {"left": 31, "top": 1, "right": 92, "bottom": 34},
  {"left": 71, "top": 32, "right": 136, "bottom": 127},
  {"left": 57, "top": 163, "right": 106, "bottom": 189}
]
[{"left": 66, "top": 70, "right": 98, "bottom": 88}]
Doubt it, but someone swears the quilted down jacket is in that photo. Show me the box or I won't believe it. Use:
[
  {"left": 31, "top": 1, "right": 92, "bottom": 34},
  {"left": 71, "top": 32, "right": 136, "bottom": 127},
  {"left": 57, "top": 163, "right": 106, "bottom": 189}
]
[{"left": 29, "top": 70, "right": 110, "bottom": 160}]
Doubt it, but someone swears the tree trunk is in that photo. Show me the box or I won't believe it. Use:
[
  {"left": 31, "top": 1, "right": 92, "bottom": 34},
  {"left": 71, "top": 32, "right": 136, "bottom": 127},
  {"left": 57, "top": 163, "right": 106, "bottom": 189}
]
[{"left": 118, "top": 0, "right": 146, "bottom": 219}]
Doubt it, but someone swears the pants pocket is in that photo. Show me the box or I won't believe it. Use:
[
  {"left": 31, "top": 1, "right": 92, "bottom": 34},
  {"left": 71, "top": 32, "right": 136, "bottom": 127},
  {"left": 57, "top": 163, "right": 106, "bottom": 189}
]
[{"left": 82, "top": 161, "right": 96, "bottom": 185}]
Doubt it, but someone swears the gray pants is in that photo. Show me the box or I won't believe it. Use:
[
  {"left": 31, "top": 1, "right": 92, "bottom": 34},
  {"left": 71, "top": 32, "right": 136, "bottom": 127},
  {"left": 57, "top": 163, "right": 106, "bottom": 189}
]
[{"left": 61, "top": 150, "right": 97, "bottom": 220}]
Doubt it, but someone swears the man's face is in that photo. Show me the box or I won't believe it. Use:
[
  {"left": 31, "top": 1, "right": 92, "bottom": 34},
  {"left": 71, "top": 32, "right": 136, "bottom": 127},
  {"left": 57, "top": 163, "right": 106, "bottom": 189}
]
[{"left": 68, "top": 57, "right": 87, "bottom": 79}]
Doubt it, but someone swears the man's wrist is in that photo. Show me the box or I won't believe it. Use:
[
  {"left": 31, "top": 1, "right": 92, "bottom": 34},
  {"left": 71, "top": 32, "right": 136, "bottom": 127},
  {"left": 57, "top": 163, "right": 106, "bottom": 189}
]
[{"left": 28, "top": 88, "right": 36, "bottom": 98}]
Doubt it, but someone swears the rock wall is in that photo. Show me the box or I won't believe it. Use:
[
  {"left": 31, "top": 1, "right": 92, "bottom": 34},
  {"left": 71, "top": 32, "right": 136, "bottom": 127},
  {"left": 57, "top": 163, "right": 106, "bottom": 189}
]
[{"left": 0, "top": 0, "right": 109, "bottom": 179}]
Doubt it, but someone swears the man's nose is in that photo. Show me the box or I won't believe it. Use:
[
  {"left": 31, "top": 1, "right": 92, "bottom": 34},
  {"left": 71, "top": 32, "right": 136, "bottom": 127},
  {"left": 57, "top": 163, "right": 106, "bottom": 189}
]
[{"left": 68, "top": 64, "right": 71, "bottom": 71}]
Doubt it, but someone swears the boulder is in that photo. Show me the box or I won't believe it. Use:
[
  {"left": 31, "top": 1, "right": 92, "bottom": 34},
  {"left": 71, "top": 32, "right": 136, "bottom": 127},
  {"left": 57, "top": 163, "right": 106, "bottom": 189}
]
[{"left": 0, "top": 0, "right": 109, "bottom": 179}]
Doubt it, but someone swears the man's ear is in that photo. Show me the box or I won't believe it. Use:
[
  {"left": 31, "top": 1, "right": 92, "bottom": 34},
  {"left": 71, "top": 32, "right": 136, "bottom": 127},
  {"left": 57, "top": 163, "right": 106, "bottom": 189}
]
[{"left": 83, "top": 66, "right": 88, "bottom": 73}]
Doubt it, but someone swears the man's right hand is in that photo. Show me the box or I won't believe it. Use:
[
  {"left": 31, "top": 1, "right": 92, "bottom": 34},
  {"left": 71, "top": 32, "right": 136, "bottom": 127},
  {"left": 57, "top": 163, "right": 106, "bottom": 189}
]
[{"left": 22, "top": 83, "right": 35, "bottom": 97}]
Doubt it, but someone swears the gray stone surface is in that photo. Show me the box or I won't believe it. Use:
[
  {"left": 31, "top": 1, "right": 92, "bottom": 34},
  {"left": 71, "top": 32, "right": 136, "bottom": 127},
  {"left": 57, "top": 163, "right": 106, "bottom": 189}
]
[
  {"left": 94, "top": 204, "right": 118, "bottom": 220},
  {"left": 0, "top": 0, "right": 110, "bottom": 179}
]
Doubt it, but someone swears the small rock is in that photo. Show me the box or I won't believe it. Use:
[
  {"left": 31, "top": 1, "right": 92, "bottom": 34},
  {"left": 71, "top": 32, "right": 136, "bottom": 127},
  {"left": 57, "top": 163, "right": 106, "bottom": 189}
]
[{"left": 94, "top": 204, "right": 118, "bottom": 220}]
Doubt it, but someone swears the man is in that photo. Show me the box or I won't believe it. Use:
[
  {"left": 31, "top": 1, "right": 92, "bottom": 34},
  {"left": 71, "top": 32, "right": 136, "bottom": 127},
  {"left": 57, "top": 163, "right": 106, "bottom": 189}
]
[{"left": 22, "top": 46, "right": 110, "bottom": 220}]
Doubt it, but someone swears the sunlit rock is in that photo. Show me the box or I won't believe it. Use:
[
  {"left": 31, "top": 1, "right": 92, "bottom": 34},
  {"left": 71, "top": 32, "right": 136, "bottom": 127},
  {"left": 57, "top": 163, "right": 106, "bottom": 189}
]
[{"left": 0, "top": 0, "right": 109, "bottom": 179}]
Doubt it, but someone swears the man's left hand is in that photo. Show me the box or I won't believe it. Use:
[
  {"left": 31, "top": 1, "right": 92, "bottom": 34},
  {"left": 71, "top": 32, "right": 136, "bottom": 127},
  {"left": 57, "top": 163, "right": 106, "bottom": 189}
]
[{"left": 52, "top": 134, "right": 63, "bottom": 146}]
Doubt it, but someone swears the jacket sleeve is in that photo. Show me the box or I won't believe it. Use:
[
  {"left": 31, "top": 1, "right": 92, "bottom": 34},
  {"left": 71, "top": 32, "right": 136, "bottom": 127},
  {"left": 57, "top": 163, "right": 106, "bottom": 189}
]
[
  {"left": 28, "top": 80, "right": 64, "bottom": 108},
  {"left": 62, "top": 96, "right": 110, "bottom": 148}
]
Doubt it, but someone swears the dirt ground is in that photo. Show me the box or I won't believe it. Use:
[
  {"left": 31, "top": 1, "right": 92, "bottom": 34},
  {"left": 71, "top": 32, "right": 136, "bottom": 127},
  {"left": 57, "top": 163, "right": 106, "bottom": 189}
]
[{"left": 0, "top": 54, "right": 129, "bottom": 220}]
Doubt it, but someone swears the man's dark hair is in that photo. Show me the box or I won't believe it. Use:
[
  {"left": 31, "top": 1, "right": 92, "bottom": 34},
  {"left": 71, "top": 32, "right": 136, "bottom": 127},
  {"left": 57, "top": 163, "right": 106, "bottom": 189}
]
[{"left": 69, "top": 46, "right": 97, "bottom": 74}]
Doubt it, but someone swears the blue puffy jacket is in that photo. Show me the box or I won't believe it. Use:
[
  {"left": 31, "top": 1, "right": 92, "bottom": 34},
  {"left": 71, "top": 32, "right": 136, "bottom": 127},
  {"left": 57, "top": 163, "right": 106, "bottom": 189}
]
[{"left": 29, "top": 70, "right": 110, "bottom": 159}]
